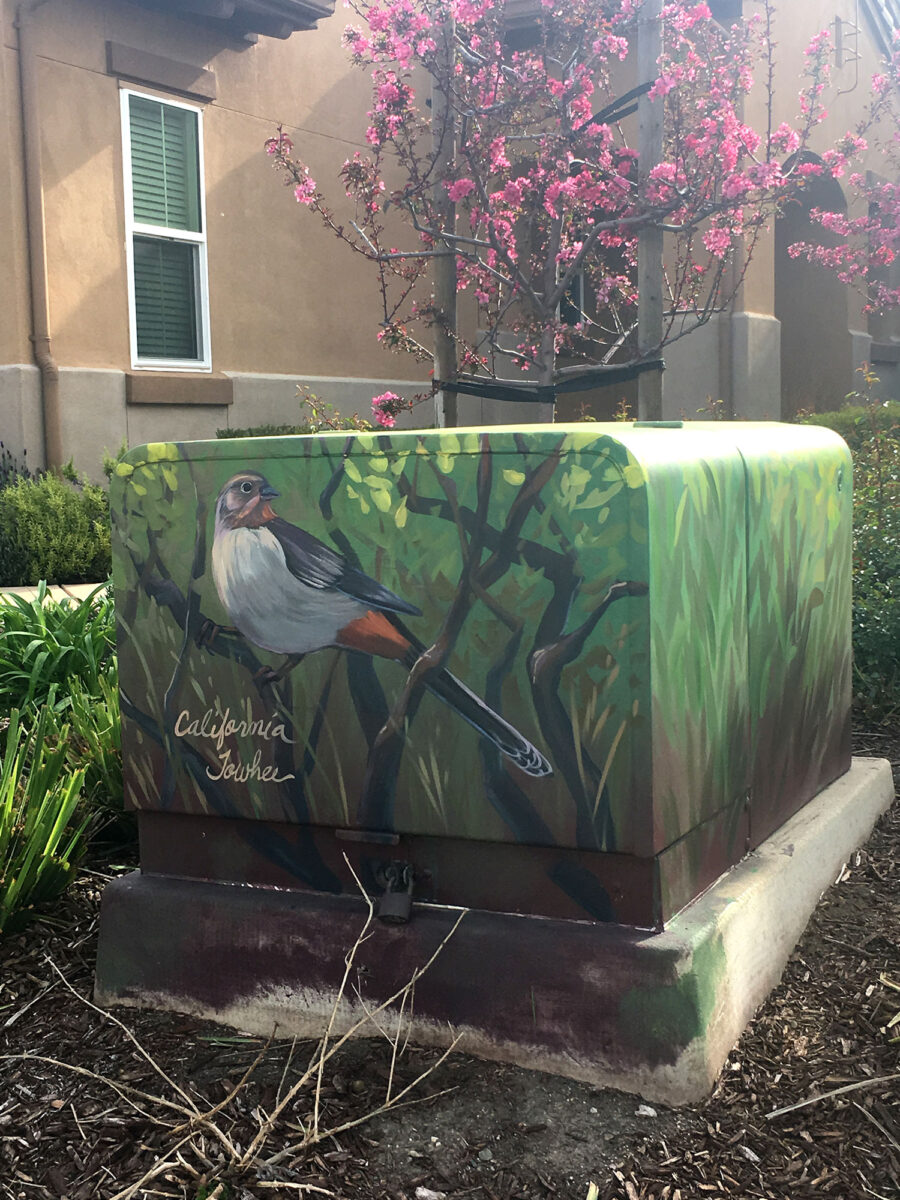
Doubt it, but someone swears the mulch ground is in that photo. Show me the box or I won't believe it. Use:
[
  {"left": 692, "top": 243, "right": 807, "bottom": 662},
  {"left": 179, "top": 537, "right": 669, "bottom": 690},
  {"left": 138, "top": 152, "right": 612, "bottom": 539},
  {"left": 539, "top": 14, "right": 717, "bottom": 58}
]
[{"left": 1, "top": 732, "right": 898, "bottom": 1200}]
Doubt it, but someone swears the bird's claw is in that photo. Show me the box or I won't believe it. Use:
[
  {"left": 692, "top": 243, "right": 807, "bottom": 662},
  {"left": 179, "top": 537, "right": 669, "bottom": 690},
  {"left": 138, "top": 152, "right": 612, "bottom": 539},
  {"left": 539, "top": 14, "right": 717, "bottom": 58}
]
[
  {"left": 253, "top": 654, "right": 305, "bottom": 693},
  {"left": 197, "top": 619, "right": 221, "bottom": 649},
  {"left": 197, "top": 620, "right": 239, "bottom": 650},
  {"left": 253, "top": 665, "right": 281, "bottom": 691}
]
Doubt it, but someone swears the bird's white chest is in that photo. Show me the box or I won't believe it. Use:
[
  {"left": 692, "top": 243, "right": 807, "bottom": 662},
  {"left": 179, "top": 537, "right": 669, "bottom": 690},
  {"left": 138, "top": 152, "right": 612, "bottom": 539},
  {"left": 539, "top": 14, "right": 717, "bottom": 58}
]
[{"left": 211, "top": 526, "right": 363, "bottom": 654}]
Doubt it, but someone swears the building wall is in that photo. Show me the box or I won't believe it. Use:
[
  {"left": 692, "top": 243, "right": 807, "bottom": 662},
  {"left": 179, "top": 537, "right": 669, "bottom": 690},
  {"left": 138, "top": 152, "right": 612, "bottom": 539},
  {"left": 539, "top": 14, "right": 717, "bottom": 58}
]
[
  {"left": 2, "top": 0, "right": 898, "bottom": 473},
  {"left": 0, "top": 0, "right": 432, "bottom": 474},
  {"left": 752, "top": 0, "right": 897, "bottom": 415},
  {"left": 654, "top": 0, "right": 898, "bottom": 421}
]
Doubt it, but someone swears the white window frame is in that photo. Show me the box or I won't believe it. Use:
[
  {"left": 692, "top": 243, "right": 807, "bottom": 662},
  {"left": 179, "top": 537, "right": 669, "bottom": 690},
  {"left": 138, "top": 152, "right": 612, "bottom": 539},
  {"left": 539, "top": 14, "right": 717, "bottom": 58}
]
[{"left": 120, "top": 87, "right": 212, "bottom": 372}]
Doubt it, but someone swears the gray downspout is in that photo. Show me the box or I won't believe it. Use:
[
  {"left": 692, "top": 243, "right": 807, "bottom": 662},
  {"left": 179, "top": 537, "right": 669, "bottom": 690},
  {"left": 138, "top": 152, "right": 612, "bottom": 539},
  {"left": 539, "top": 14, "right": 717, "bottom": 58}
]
[{"left": 15, "top": 0, "right": 63, "bottom": 470}]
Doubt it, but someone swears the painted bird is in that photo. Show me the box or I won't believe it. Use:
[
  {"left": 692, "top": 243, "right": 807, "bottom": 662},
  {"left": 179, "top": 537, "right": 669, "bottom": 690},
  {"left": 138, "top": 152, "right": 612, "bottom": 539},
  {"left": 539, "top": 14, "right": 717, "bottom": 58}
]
[{"left": 211, "top": 470, "right": 552, "bottom": 777}]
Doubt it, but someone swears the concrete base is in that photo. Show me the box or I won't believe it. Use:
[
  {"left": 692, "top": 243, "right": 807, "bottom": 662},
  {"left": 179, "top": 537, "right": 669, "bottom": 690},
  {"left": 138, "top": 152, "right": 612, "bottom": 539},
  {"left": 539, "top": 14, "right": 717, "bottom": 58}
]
[
  {"left": 95, "top": 758, "right": 894, "bottom": 1105},
  {"left": 0, "top": 365, "right": 44, "bottom": 471}
]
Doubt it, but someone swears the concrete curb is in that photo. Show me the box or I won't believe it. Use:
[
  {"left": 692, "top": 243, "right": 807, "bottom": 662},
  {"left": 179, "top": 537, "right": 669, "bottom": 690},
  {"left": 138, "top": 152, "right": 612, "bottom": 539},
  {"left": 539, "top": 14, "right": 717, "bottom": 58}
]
[
  {"left": 662, "top": 755, "right": 895, "bottom": 1100},
  {"left": 0, "top": 581, "right": 108, "bottom": 604}
]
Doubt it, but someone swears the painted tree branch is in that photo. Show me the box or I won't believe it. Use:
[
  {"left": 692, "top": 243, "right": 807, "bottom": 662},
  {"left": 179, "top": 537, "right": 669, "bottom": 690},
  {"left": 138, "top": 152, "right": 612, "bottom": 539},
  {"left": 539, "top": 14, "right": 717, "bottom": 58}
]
[
  {"left": 529, "top": 580, "right": 650, "bottom": 851},
  {"left": 356, "top": 436, "right": 494, "bottom": 827}
]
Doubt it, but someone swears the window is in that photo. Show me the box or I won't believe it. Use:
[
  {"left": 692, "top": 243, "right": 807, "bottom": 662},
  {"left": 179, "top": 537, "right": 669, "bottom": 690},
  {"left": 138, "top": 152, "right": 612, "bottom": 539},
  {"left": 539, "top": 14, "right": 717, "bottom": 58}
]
[{"left": 121, "top": 90, "right": 211, "bottom": 369}]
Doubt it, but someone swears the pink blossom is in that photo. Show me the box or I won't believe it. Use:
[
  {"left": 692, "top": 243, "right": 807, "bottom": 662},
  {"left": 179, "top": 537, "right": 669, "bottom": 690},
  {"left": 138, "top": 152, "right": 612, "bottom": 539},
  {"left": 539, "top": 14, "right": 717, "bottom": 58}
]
[
  {"left": 703, "top": 226, "right": 732, "bottom": 258},
  {"left": 591, "top": 34, "right": 629, "bottom": 60},
  {"left": 377, "top": 79, "right": 402, "bottom": 104},
  {"left": 371, "top": 390, "right": 401, "bottom": 427},
  {"left": 489, "top": 137, "right": 510, "bottom": 172},
  {"left": 265, "top": 133, "right": 293, "bottom": 155},
  {"left": 649, "top": 71, "right": 679, "bottom": 99},
  {"left": 446, "top": 178, "right": 476, "bottom": 202},
  {"left": 769, "top": 122, "right": 800, "bottom": 155},
  {"left": 503, "top": 179, "right": 525, "bottom": 206},
  {"left": 665, "top": 2, "right": 711, "bottom": 32},
  {"left": 293, "top": 175, "right": 317, "bottom": 205}
]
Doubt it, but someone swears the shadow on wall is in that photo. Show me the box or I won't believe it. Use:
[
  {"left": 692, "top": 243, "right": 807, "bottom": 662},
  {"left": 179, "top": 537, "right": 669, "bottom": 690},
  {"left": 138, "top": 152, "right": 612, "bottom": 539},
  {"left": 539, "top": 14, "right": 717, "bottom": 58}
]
[{"left": 776, "top": 160, "right": 852, "bottom": 417}]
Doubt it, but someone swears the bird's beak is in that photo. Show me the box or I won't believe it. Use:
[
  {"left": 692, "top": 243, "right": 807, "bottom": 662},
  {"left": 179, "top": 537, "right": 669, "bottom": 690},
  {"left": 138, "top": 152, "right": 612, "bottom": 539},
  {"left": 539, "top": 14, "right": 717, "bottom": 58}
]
[{"left": 260, "top": 484, "right": 279, "bottom": 499}]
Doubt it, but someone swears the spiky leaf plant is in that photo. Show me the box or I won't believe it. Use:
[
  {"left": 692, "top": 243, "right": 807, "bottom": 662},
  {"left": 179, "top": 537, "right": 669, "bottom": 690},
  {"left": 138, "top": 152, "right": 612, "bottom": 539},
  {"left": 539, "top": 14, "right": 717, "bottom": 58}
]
[{"left": 0, "top": 706, "right": 89, "bottom": 936}]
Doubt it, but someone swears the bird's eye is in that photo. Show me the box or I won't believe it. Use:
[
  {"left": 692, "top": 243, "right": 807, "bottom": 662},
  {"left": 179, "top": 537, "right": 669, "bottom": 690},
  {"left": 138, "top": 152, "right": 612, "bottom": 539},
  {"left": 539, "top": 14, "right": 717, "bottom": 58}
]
[{"left": 240, "top": 481, "right": 254, "bottom": 494}]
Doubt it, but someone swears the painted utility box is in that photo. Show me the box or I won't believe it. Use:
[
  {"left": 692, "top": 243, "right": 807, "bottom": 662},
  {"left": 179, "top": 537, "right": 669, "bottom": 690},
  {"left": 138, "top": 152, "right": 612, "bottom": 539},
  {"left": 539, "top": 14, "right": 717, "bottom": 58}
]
[
  {"left": 95, "top": 422, "right": 855, "bottom": 1096},
  {"left": 103, "top": 422, "right": 851, "bottom": 927}
]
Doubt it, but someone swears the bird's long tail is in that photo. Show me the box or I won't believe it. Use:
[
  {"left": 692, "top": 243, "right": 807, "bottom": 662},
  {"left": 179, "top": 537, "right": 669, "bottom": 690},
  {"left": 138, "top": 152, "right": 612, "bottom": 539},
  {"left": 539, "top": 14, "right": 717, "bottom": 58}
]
[{"left": 404, "top": 649, "right": 552, "bottom": 778}]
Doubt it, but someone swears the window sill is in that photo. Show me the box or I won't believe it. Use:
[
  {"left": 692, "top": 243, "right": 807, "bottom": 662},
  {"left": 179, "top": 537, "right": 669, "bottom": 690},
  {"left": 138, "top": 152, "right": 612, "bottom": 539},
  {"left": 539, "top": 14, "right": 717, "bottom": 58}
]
[{"left": 126, "top": 373, "right": 234, "bottom": 406}]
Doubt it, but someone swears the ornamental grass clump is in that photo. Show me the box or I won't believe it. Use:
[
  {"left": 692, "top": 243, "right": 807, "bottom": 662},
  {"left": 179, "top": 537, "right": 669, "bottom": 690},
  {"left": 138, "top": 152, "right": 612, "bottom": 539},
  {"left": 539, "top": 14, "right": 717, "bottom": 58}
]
[
  {"left": 0, "top": 707, "right": 90, "bottom": 937},
  {"left": 63, "top": 668, "right": 127, "bottom": 834},
  {"left": 0, "top": 582, "right": 115, "bottom": 713}
]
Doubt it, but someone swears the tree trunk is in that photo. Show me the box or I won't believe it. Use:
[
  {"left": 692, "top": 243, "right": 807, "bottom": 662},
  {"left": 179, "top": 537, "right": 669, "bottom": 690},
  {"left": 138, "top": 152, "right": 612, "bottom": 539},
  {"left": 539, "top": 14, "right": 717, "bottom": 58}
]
[
  {"left": 638, "top": 0, "right": 664, "bottom": 421},
  {"left": 432, "top": 16, "right": 458, "bottom": 428}
]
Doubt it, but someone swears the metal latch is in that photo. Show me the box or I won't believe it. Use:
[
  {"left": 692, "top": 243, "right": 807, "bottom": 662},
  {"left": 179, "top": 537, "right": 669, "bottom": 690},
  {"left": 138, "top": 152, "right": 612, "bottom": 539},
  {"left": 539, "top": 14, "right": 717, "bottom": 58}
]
[{"left": 377, "top": 862, "right": 415, "bottom": 924}]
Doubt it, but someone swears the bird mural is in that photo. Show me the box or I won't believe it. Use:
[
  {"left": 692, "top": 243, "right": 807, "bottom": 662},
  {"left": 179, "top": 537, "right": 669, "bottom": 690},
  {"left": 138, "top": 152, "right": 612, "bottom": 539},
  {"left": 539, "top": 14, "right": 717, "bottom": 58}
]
[{"left": 211, "top": 470, "right": 552, "bottom": 778}]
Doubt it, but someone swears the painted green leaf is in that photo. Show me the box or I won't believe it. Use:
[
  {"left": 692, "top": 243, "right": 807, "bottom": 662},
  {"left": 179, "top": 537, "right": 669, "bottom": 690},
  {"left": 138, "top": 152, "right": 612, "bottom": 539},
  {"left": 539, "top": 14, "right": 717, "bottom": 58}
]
[
  {"left": 503, "top": 469, "right": 526, "bottom": 486},
  {"left": 579, "top": 482, "right": 622, "bottom": 508},
  {"left": 364, "top": 474, "right": 392, "bottom": 491},
  {"left": 564, "top": 431, "right": 603, "bottom": 452},
  {"left": 145, "top": 442, "right": 178, "bottom": 462}
]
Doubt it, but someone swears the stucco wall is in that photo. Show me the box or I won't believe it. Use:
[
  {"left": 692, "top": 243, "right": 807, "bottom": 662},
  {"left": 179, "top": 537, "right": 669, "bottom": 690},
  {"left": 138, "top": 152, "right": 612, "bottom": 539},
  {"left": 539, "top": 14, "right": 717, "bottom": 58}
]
[{"left": 1, "top": 0, "right": 435, "bottom": 472}]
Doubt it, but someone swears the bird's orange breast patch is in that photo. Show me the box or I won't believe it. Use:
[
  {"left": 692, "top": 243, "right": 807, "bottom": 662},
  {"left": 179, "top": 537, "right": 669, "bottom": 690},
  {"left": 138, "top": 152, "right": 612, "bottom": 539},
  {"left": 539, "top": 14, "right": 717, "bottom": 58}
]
[{"left": 336, "top": 610, "right": 411, "bottom": 660}]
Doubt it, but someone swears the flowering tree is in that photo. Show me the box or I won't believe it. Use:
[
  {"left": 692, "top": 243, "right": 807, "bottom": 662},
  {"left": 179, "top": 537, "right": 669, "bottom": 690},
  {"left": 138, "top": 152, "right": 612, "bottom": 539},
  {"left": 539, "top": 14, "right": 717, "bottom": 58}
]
[
  {"left": 267, "top": 0, "right": 842, "bottom": 425},
  {"left": 788, "top": 37, "right": 900, "bottom": 318}
]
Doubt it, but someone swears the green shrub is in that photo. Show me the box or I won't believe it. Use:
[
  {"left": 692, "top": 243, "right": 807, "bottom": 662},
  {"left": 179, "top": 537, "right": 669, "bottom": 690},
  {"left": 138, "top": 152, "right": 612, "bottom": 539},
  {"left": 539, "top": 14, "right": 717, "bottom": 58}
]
[
  {"left": 0, "top": 470, "right": 111, "bottom": 586},
  {"left": 0, "top": 583, "right": 115, "bottom": 712},
  {"left": 850, "top": 432, "right": 900, "bottom": 721},
  {"left": 800, "top": 400, "right": 900, "bottom": 452},
  {"left": 801, "top": 394, "right": 900, "bottom": 722},
  {"left": 0, "top": 706, "right": 89, "bottom": 937},
  {"left": 217, "top": 423, "right": 317, "bottom": 439}
]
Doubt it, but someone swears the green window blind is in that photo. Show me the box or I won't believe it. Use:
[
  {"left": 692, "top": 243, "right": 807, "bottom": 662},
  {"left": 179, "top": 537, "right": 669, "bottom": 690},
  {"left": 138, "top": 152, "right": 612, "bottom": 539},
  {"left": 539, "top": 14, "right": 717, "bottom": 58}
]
[
  {"left": 129, "top": 96, "right": 201, "bottom": 232},
  {"left": 133, "top": 237, "right": 199, "bottom": 360}
]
